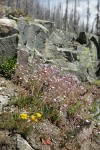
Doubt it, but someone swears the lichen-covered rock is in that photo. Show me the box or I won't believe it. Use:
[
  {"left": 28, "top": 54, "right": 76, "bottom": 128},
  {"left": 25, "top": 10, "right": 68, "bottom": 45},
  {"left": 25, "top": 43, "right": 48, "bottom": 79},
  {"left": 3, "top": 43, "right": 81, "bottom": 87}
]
[{"left": 78, "top": 45, "right": 97, "bottom": 81}]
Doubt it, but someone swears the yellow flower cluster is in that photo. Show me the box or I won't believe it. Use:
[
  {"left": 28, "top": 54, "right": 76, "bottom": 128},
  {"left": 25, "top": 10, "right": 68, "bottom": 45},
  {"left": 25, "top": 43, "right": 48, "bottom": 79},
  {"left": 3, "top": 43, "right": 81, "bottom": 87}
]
[
  {"left": 31, "top": 115, "right": 38, "bottom": 122},
  {"left": 31, "top": 113, "right": 42, "bottom": 122},
  {"left": 19, "top": 113, "right": 42, "bottom": 123},
  {"left": 19, "top": 113, "right": 29, "bottom": 120},
  {"left": 36, "top": 113, "right": 42, "bottom": 118}
]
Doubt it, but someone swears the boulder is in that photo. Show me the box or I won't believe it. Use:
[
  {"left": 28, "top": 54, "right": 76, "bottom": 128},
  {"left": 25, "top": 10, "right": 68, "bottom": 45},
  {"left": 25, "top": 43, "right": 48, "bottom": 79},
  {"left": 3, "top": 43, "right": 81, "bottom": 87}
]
[
  {"left": 0, "top": 18, "right": 18, "bottom": 31},
  {"left": 0, "top": 18, "right": 18, "bottom": 37},
  {"left": 77, "top": 32, "right": 100, "bottom": 60},
  {"left": 17, "top": 18, "right": 52, "bottom": 70},
  {"left": 76, "top": 32, "right": 100, "bottom": 78},
  {"left": 0, "top": 18, "right": 18, "bottom": 64},
  {"left": 0, "top": 34, "right": 18, "bottom": 64},
  {"left": 76, "top": 32, "right": 88, "bottom": 44},
  {"left": 17, "top": 17, "right": 55, "bottom": 52},
  {"left": 91, "top": 35, "right": 100, "bottom": 60},
  {"left": 17, "top": 134, "right": 34, "bottom": 150},
  {"left": 34, "top": 19, "right": 55, "bottom": 35},
  {"left": 49, "top": 29, "right": 77, "bottom": 47}
]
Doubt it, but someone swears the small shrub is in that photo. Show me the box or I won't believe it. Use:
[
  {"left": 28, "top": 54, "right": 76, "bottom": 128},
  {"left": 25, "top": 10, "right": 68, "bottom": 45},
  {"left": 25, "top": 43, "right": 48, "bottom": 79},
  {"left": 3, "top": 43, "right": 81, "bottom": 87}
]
[
  {"left": 0, "top": 112, "right": 33, "bottom": 136},
  {"left": 42, "top": 102, "right": 61, "bottom": 124},
  {"left": 67, "top": 101, "right": 81, "bottom": 116},
  {"left": 0, "top": 112, "right": 18, "bottom": 131},
  {"left": 0, "top": 56, "right": 17, "bottom": 79}
]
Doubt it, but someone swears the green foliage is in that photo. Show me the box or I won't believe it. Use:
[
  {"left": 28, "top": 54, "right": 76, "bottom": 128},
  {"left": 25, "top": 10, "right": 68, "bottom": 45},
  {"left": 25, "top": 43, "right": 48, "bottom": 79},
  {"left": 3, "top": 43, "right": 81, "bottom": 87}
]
[
  {"left": 90, "top": 101, "right": 98, "bottom": 113},
  {"left": 0, "top": 57, "right": 17, "bottom": 79},
  {"left": 67, "top": 101, "right": 81, "bottom": 115},
  {"left": 9, "top": 92, "right": 43, "bottom": 114},
  {"left": 0, "top": 112, "right": 33, "bottom": 136},
  {"left": 10, "top": 93, "right": 61, "bottom": 125},
  {"left": 43, "top": 102, "right": 61, "bottom": 123},
  {"left": 0, "top": 112, "right": 17, "bottom": 130},
  {"left": 88, "top": 100, "right": 100, "bottom": 122}
]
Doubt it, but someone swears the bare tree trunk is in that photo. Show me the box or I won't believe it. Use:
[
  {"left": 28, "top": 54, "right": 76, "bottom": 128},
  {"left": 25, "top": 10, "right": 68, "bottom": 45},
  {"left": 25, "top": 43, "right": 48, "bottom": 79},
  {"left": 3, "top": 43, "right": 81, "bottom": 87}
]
[
  {"left": 86, "top": 0, "right": 90, "bottom": 32},
  {"left": 73, "top": 0, "right": 77, "bottom": 33},
  {"left": 63, "top": 0, "right": 69, "bottom": 31},
  {"left": 96, "top": 0, "right": 100, "bottom": 36}
]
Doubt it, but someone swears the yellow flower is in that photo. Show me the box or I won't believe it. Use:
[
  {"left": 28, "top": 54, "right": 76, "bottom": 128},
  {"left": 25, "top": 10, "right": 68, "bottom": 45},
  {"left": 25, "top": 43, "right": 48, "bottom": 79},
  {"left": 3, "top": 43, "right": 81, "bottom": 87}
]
[
  {"left": 36, "top": 113, "right": 42, "bottom": 118},
  {"left": 31, "top": 115, "right": 38, "bottom": 122},
  {"left": 19, "top": 113, "right": 29, "bottom": 120}
]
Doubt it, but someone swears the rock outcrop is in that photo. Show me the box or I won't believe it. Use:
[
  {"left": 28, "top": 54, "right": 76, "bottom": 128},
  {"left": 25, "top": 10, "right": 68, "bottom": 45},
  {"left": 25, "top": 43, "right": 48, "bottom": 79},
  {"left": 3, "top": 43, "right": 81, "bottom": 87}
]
[
  {"left": 17, "top": 18, "right": 99, "bottom": 81},
  {"left": 0, "top": 17, "right": 100, "bottom": 80}
]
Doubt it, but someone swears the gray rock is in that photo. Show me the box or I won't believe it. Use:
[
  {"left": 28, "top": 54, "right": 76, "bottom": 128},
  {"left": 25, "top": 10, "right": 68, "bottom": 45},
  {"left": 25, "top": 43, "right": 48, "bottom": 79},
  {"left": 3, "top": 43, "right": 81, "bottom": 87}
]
[
  {"left": 0, "top": 95, "right": 8, "bottom": 112},
  {"left": 17, "top": 134, "right": 34, "bottom": 150},
  {"left": 57, "top": 47, "right": 78, "bottom": 62},
  {"left": 0, "top": 18, "right": 18, "bottom": 37},
  {"left": 78, "top": 123, "right": 100, "bottom": 150},
  {"left": 0, "top": 24, "right": 19, "bottom": 37},
  {"left": 0, "top": 33, "right": 18, "bottom": 64},
  {"left": 49, "top": 29, "right": 77, "bottom": 48},
  {"left": 0, "top": 18, "right": 18, "bottom": 64},
  {"left": 34, "top": 19, "right": 55, "bottom": 35},
  {"left": 76, "top": 32, "right": 88, "bottom": 45},
  {"left": 17, "top": 18, "right": 48, "bottom": 52}
]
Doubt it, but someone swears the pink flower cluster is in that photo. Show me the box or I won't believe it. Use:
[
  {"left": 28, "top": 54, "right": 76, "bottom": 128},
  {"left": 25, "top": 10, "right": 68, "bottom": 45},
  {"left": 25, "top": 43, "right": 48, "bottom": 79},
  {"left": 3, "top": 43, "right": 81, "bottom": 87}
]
[{"left": 32, "top": 64, "right": 80, "bottom": 102}]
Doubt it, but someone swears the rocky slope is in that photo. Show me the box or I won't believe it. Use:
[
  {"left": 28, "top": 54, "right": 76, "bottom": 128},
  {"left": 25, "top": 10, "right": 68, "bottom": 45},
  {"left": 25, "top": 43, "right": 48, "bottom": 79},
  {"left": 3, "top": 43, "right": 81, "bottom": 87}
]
[
  {"left": 0, "top": 76, "right": 100, "bottom": 150},
  {"left": 0, "top": 16, "right": 100, "bottom": 150}
]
